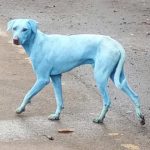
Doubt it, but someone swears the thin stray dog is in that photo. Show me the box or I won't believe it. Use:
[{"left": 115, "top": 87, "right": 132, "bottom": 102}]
[{"left": 7, "top": 19, "right": 145, "bottom": 125}]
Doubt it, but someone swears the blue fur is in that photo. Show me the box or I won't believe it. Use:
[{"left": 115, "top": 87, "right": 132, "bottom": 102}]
[{"left": 7, "top": 19, "right": 144, "bottom": 124}]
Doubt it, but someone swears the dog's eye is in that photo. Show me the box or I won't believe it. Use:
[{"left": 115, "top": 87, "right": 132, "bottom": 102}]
[
  {"left": 22, "top": 28, "right": 28, "bottom": 32},
  {"left": 13, "top": 27, "right": 17, "bottom": 31}
]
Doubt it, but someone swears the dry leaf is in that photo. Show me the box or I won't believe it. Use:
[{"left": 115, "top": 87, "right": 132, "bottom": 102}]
[
  {"left": 121, "top": 144, "right": 140, "bottom": 150},
  {"left": 58, "top": 128, "right": 74, "bottom": 133}
]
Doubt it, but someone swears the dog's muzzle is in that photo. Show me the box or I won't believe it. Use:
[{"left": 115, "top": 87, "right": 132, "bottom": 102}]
[{"left": 13, "top": 37, "right": 20, "bottom": 45}]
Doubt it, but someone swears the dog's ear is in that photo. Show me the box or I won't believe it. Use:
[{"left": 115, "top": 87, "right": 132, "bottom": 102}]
[
  {"left": 7, "top": 19, "right": 16, "bottom": 31},
  {"left": 28, "top": 19, "right": 38, "bottom": 34}
]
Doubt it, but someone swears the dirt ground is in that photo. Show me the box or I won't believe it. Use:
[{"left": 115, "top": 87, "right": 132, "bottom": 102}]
[{"left": 0, "top": 0, "right": 150, "bottom": 149}]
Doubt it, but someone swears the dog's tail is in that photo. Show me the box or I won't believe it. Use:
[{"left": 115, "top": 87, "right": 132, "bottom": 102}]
[{"left": 113, "top": 46, "right": 126, "bottom": 89}]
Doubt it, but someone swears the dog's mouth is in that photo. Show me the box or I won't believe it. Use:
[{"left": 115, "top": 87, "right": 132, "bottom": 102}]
[{"left": 13, "top": 38, "right": 20, "bottom": 45}]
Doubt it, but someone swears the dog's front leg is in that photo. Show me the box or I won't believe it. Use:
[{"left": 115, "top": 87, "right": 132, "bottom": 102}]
[
  {"left": 48, "top": 74, "right": 64, "bottom": 120},
  {"left": 16, "top": 78, "right": 50, "bottom": 114}
]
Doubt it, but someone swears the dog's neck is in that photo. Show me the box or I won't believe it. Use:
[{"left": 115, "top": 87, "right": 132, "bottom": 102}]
[{"left": 22, "top": 30, "right": 39, "bottom": 56}]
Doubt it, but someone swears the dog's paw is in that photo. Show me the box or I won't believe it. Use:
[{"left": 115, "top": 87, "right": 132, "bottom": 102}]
[
  {"left": 16, "top": 107, "right": 25, "bottom": 114},
  {"left": 93, "top": 118, "right": 103, "bottom": 124},
  {"left": 136, "top": 112, "right": 145, "bottom": 125},
  {"left": 139, "top": 115, "right": 145, "bottom": 125},
  {"left": 48, "top": 114, "right": 60, "bottom": 121}
]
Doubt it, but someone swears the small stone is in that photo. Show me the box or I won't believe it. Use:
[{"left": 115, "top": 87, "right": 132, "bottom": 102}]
[
  {"left": 130, "top": 62, "right": 134, "bottom": 65},
  {"left": 48, "top": 136, "right": 54, "bottom": 140},
  {"left": 113, "top": 10, "right": 118, "bottom": 12},
  {"left": 43, "top": 135, "right": 54, "bottom": 140},
  {"left": 146, "top": 32, "right": 150, "bottom": 35}
]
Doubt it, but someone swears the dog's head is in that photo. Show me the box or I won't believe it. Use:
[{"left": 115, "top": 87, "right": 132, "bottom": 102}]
[{"left": 7, "top": 19, "right": 38, "bottom": 45}]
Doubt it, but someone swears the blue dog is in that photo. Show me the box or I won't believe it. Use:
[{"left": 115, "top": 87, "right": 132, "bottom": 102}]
[{"left": 7, "top": 19, "right": 145, "bottom": 125}]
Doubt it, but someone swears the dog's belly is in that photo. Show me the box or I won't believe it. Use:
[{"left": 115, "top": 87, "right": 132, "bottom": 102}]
[
  {"left": 50, "top": 58, "right": 94, "bottom": 75},
  {"left": 50, "top": 47, "right": 95, "bottom": 75}
]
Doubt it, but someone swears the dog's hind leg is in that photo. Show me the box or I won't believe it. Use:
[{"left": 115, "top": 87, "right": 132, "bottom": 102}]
[
  {"left": 48, "top": 74, "right": 64, "bottom": 120},
  {"left": 111, "top": 70, "right": 145, "bottom": 125},
  {"left": 16, "top": 78, "right": 50, "bottom": 114},
  {"left": 93, "top": 64, "right": 112, "bottom": 124},
  {"left": 93, "top": 74, "right": 111, "bottom": 124}
]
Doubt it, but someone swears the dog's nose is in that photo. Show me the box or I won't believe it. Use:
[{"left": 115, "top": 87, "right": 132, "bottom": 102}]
[{"left": 13, "top": 36, "right": 20, "bottom": 45}]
